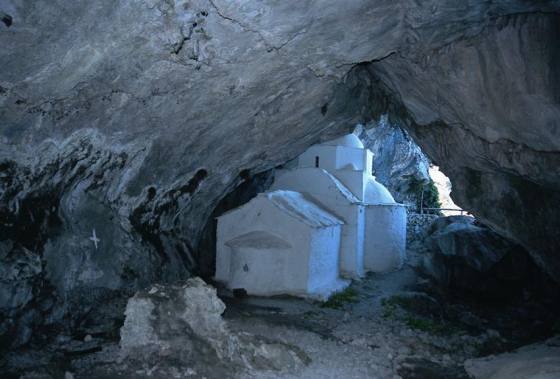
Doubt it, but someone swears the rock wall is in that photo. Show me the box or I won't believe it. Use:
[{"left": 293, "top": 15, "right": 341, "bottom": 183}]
[
  {"left": 406, "top": 213, "right": 439, "bottom": 246},
  {"left": 357, "top": 117, "right": 430, "bottom": 204},
  {"left": 421, "top": 216, "right": 538, "bottom": 298},
  {"left": 1, "top": 1, "right": 559, "bottom": 344},
  {"left": 369, "top": 12, "right": 560, "bottom": 279}
]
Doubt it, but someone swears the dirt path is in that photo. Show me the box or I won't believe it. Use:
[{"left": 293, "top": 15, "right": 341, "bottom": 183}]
[
  {"left": 222, "top": 249, "right": 480, "bottom": 378},
  {"left": 9, "top": 247, "right": 556, "bottom": 379}
]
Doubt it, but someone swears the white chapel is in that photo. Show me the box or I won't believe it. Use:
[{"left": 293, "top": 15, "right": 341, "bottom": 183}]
[{"left": 215, "top": 133, "right": 407, "bottom": 298}]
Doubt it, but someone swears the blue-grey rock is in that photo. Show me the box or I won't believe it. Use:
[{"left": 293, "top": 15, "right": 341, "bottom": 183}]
[
  {"left": 357, "top": 116, "right": 430, "bottom": 204},
  {"left": 422, "top": 216, "right": 536, "bottom": 297},
  {"left": 0, "top": 1, "right": 559, "bottom": 349}
]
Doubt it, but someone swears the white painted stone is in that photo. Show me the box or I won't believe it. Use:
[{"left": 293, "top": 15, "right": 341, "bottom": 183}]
[
  {"left": 216, "top": 134, "right": 407, "bottom": 297},
  {"left": 364, "top": 177, "right": 395, "bottom": 204},
  {"left": 275, "top": 134, "right": 406, "bottom": 277},
  {"left": 216, "top": 190, "right": 348, "bottom": 300},
  {"left": 272, "top": 168, "right": 366, "bottom": 278},
  {"left": 322, "top": 134, "right": 365, "bottom": 149},
  {"left": 364, "top": 204, "right": 407, "bottom": 272}
]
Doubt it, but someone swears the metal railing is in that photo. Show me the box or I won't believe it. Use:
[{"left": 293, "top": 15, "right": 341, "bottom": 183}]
[{"left": 419, "top": 207, "right": 468, "bottom": 215}]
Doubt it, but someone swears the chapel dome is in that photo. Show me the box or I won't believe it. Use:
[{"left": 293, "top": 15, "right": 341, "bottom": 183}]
[
  {"left": 364, "top": 177, "right": 395, "bottom": 204},
  {"left": 322, "top": 134, "right": 364, "bottom": 149}
]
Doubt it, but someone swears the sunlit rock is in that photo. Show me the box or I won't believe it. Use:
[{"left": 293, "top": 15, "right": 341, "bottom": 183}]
[
  {"left": 120, "top": 277, "right": 308, "bottom": 376},
  {"left": 357, "top": 117, "right": 431, "bottom": 204}
]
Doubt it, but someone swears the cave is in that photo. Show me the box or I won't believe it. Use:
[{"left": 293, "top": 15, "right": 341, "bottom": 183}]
[{"left": 1, "top": 2, "right": 559, "bottom": 378}]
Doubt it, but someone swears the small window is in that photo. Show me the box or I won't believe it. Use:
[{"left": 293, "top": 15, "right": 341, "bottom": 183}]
[{"left": 315, "top": 156, "right": 319, "bottom": 168}]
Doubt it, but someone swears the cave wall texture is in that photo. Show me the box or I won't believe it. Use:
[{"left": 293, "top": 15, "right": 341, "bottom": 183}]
[
  {"left": 357, "top": 117, "right": 431, "bottom": 204},
  {"left": 0, "top": 0, "right": 559, "bottom": 346}
]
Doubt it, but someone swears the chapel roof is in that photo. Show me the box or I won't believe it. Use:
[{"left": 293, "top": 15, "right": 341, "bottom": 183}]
[
  {"left": 364, "top": 177, "right": 396, "bottom": 204},
  {"left": 321, "top": 134, "right": 364, "bottom": 149},
  {"left": 322, "top": 170, "right": 361, "bottom": 203},
  {"left": 265, "top": 190, "right": 344, "bottom": 228},
  {"left": 272, "top": 168, "right": 361, "bottom": 204},
  {"left": 218, "top": 189, "right": 343, "bottom": 228}
]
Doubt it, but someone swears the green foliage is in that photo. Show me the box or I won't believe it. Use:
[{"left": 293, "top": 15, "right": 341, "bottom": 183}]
[
  {"left": 321, "top": 287, "right": 359, "bottom": 309},
  {"left": 404, "top": 316, "right": 446, "bottom": 334},
  {"left": 409, "top": 178, "right": 442, "bottom": 212},
  {"left": 388, "top": 294, "right": 419, "bottom": 310},
  {"left": 382, "top": 296, "right": 459, "bottom": 336},
  {"left": 302, "top": 310, "right": 320, "bottom": 319},
  {"left": 381, "top": 297, "right": 399, "bottom": 319}
]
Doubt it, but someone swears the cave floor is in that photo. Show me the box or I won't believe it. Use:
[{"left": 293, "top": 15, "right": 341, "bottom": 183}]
[
  {"left": 6, "top": 247, "right": 557, "bottom": 379},
  {"left": 219, "top": 253, "right": 470, "bottom": 378},
  {"left": 219, "top": 246, "right": 555, "bottom": 379}
]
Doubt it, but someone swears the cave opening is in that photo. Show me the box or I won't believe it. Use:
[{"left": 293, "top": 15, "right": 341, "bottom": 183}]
[
  {"left": 194, "top": 112, "right": 560, "bottom": 379},
  {"left": 1, "top": 3, "right": 559, "bottom": 378}
]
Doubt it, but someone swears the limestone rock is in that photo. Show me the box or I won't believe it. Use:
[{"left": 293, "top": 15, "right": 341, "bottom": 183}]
[
  {"left": 406, "top": 213, "right": 439, "bottom": 246},
  {"left": 370, "top": 12, "right": 560, "bottom": 280},
  {"left": 357, "top": 117, "right": 430, "bottom": 204},
  {"left": 429, "top": 165, "right": 462, "bottom": 216},
  {"left": 0, "top": 243, "right": 45, "bottom": 348},
  {"left": 421, "top": 216, "right": 534, "bottom": 297},
  {"left": 119, "top": 277, "right": 308, "bottom": 377},
  {"left": 398, "top": 357, "right": 470, "bottom": 379},
  {"left": 1, "top": 0, "right": 559, "bottom": 345},
  {"left": 464, "top": 337, "right": 560, "bottom": 379}
]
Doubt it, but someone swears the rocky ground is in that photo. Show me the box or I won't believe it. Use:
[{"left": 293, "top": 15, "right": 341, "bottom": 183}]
[
  {"left": 4, "top": 223, "right": 558, "bottom": 378},
  {"left": 222, "top": 245, "right": 559, "bottom": 378}
]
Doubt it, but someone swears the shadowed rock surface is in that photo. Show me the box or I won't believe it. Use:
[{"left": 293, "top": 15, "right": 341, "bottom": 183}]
[
  {"left": 357, "top": 117, "right": 430, "bottom": 204},
  {"left": 1, "top": 0, "right": 559, "bottom": 346},
  {"left": 464, "top": 336, "right": 560, "bottom": 379},
  {"left": 421, "top": 216, "right": 537, "bottom": 298},
  {"left": 369, "top": 12, "right": 560, "bottom": 278}
]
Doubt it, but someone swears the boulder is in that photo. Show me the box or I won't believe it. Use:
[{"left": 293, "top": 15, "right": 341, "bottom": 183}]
[
  {"left": 464, "top": 336, "right": 560, "bottom": 379},
  {"left": 398, "top": 358, "right": 470, "bottom": 379},
  {"left": 119, "top": 277, "right": 308, "bottom": 377},
  {"left": 421, "top": 216, "right": 534, "bottom": 297}
]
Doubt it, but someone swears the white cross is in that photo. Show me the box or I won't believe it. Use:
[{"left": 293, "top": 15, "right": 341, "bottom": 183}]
[{"left": 89, "top": 229, "right": 100, "bottom": 250}]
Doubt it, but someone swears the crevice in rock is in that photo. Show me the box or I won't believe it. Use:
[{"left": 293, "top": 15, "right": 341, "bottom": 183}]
[
  {"left": 1, "top": 12, "right": 12, "bottom": 27},
  {"left": 181, "top": 168, "right": 208, "bottom": 195},
  {"left": 239, "top": 169, "right": 251, "bottom": 181},
  {"left": 207, "top": 0, "right": 265, "bottom": 41},
  {"left": 320, "top": 103, "right": 328, "bottom": 116},
  {"left": 171, "top": 23, "right": 196, "bottom": 55},
  {"left": 206, "top": 0, "right": 300, "bottom": 53}
]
